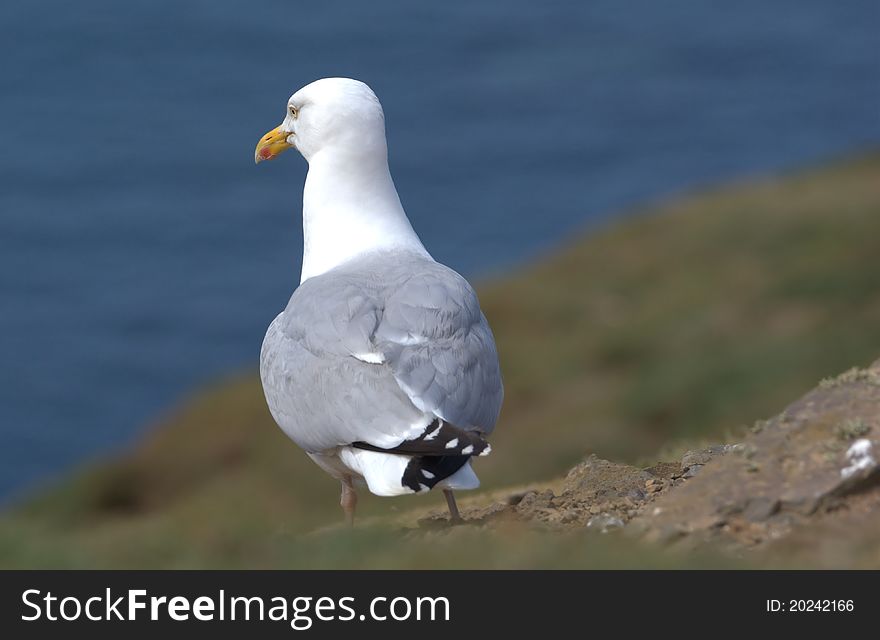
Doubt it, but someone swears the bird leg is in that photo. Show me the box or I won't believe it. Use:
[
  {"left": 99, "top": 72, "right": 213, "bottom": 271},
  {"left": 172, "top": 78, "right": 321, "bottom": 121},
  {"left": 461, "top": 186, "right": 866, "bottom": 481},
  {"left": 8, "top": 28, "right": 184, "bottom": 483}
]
[
  {"left": 443, "top": 489, "right": 463, "bottom": 525},
  {"left": 340, "top": 476, "right": 357, "bottom": 527}
]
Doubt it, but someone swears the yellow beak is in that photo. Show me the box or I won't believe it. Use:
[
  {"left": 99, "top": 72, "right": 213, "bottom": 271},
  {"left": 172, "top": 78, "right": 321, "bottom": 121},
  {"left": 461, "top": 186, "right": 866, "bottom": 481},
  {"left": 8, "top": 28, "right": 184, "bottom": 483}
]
[{"left": 254, "top": 125, "right": 294, "bottom": 164}]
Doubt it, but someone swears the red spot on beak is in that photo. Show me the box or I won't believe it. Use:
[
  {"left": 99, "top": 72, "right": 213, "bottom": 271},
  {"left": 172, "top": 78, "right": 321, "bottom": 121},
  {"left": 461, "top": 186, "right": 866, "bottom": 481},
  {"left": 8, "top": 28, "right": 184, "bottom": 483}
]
[{"left": 259, "top": 147, "right": 273, "bottom": 160}]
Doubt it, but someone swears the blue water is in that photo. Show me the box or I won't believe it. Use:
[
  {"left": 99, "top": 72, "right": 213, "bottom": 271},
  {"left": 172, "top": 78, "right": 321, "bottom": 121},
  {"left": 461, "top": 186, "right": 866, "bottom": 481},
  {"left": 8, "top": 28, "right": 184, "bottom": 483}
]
[{"left": 0, "top": 0, "right": 878, "bottom": 501}]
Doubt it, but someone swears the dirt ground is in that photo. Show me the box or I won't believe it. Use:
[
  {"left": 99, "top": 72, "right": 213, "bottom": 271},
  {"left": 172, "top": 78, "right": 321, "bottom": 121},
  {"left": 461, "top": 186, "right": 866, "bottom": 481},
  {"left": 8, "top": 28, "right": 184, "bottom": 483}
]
[{"left": 413, "top": 359, "right": 880, "bottom": 567}]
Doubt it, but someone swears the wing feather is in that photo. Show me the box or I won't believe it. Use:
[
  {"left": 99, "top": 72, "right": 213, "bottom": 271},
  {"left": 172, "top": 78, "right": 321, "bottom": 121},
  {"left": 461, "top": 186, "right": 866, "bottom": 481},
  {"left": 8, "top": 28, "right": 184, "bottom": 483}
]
[{"left": 259, "top": 252, "right": 503, "bottom": 454}]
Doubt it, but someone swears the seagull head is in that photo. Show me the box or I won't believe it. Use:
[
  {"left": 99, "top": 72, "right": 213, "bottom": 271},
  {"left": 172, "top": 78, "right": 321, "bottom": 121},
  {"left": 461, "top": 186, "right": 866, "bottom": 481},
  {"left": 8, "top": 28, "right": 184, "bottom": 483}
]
[{"left": 255, "top": 77, "right": 386, "bottom": 165}]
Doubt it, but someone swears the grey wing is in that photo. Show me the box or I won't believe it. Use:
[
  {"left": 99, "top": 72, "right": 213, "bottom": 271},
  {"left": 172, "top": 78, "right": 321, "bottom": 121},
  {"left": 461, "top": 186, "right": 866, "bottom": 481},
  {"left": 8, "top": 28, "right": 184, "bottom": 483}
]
[
  {"left": 260, "top": 280, "right": 429, "bottom": 454},
  {"left": 260, "top": 258, "right": 503, "bottom": 455},
  {"left": 374, "top": 263, "right": 504, "bottom": 434}
]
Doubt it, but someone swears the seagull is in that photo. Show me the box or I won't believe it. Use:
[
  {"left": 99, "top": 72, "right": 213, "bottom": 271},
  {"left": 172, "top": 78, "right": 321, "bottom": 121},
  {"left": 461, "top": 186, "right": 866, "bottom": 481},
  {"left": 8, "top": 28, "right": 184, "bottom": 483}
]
[{"left": 254, "top": 78, "right": 503, "bottom": 525}]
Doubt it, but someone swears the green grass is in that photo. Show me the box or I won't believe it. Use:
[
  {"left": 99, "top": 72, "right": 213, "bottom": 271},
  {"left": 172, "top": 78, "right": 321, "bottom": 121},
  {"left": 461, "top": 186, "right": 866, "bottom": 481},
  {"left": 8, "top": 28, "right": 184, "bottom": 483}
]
[{"left": 2, "top": 152, "right": 879, "bottom": 568}]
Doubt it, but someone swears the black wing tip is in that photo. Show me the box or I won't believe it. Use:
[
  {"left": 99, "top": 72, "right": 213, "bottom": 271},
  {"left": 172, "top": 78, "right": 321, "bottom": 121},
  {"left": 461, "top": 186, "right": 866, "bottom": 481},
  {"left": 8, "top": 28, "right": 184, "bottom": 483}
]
[
  {"left": 353, "top": 419, "right": 491, "bottom": 458},
  {"left": 401, "top": 454, "right": 470, "bottom": 493}
]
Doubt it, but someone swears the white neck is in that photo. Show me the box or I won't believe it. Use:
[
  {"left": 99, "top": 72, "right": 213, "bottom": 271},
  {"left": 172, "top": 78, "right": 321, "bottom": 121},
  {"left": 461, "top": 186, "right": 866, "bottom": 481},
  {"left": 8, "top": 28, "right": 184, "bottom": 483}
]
[{"left": 299, "top": 146, "right": 430, "bottom": 283}]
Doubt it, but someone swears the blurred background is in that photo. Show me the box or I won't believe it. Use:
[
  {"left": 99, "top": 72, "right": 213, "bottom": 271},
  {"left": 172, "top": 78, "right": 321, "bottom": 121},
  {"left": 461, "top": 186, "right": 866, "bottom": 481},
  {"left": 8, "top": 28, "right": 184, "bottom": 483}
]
[{"left": 0, "top": 0, "right": 878, "bottom": 567}]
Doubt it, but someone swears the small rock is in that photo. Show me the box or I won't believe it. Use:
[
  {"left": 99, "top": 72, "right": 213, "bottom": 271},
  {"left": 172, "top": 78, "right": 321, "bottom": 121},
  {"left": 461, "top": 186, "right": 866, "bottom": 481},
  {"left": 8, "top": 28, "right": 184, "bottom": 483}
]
[
  {"left": 682, "top": 464, "right": 704, "bottom": 478},
  {"left": 680, "top": 444, "right": 735, "bottom": 469},
  {"left": 515, "top": 489, "right": 556, "bottom": 516},
  {"left": 840, "top": 438, "right": 876, "bottom": 480},
  {"left": 627, "top": 488, "right": 646, "bottom": 501},
  {"left": 743, "top": 497, "right": 780, "bottom": 522},
  {"left": 732, "top": 443, "right": 758, "bottom": 459},
  {"left": 587, "top": 515, "right": 624, "bottom": 533}
]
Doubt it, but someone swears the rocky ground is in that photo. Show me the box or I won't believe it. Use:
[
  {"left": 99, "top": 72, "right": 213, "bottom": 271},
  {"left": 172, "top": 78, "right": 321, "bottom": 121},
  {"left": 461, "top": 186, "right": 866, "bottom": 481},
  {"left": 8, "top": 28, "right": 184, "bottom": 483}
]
[{"left": 413, "top": 359, "right": 880, "bottom": 566}]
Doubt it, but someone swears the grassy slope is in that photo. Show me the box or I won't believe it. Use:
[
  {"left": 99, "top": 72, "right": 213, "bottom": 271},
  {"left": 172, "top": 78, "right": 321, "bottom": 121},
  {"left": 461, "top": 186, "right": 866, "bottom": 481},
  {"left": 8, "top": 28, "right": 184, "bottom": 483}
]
[{"left": 1, "top": 153, "right": 878, "bottom": 568}]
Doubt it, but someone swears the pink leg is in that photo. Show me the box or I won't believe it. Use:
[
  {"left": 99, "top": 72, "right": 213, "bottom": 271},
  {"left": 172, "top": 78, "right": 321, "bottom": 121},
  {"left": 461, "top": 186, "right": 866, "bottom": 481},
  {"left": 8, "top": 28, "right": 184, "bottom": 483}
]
[{"left": 340, "top": 476, "right": 358, "bottom": 527}]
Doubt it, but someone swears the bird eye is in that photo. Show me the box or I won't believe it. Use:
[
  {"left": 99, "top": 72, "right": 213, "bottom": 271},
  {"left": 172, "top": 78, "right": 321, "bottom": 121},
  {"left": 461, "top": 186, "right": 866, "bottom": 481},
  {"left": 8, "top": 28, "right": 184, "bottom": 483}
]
[{"left": 288, "top": 105, "right": 298, "bottom": 118}]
